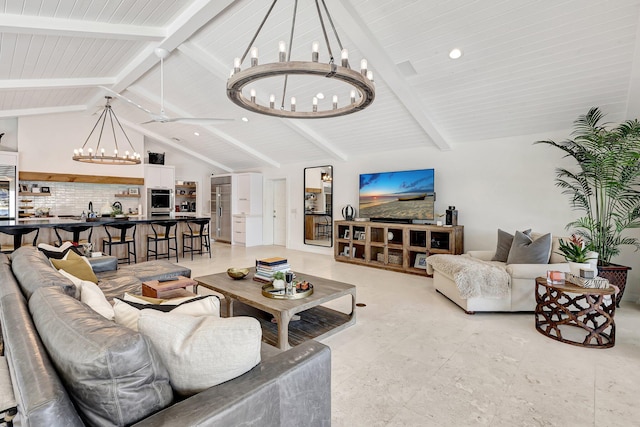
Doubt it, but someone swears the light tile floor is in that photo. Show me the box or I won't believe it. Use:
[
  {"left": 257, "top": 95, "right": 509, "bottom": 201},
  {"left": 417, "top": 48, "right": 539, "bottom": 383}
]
[{"left": 179, "top": 243, "right": 640, "bottom": 427}]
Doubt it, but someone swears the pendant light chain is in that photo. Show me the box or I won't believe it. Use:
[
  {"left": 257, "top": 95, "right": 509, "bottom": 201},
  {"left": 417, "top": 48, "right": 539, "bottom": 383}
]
[
  {"left": 239, "top": 0, "right": 279, "bottom": 64},
  {"left": 280, "top": 0, "right": 299, "bottom": 110},
  {"left": 315, "top": 0, "right": 334, "bottom": 64}
]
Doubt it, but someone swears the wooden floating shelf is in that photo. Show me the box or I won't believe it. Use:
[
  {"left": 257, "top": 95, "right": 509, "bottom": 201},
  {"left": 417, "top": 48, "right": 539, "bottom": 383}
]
[
  {"left": 19, "top": 171, "right": 144, "bottom": 185},
  {"left": 114, "top": 194, "right": 141, "bottom": 198},
  {"left": 18, "top": 192, "right": 51, "bottom": 196}
]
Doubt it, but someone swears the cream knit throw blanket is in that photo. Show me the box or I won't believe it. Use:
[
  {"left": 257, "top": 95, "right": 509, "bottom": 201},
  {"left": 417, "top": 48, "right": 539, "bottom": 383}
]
[{"left": 426, "top": 254, "right": 510, "bottom": 299}]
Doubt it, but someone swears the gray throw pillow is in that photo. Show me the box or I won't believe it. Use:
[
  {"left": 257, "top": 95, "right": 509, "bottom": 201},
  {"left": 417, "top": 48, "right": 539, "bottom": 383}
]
[
  {"left": 506, "top": 231, "right": 552, "bottom": 264},
  {"left": 492, "top": 229, "right": 531, "bottom": 262}
]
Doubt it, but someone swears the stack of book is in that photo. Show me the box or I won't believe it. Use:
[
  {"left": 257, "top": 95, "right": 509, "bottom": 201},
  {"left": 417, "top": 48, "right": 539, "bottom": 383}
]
[
  {"left": 253, "top": 257, "right": 291, "bottom": 283},
  {"left": 565, "top": 273, "right": 610, "bottom": 289}
]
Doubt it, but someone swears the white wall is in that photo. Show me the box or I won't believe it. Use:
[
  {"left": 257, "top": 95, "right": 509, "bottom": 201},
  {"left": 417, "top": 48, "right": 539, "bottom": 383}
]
[
  {"left": 258, "top": 132, "right": 640, "bottom": 302},
  {"left": 0, "top": 118, "right": 18, "bottom": 152},
  {"left": 18, "top": 112, "right": 144, "bottom": 177}
]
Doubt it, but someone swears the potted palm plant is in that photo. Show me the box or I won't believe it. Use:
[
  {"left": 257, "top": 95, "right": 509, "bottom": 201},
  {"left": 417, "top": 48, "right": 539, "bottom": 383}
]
[{"left": 536, "top": 107, "right": 640, "bottom": 306}]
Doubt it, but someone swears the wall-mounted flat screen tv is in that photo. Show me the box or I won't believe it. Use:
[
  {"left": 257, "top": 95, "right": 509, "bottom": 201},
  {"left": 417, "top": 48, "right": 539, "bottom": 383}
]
[{"left": 359, "top": 168, "right": 435, "bottom": 222}]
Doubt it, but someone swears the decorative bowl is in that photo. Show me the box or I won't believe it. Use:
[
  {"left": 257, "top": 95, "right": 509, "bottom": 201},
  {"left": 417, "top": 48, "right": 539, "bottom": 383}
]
[{"left": 227, "top": 268, "right": 249, "bottom": 280}]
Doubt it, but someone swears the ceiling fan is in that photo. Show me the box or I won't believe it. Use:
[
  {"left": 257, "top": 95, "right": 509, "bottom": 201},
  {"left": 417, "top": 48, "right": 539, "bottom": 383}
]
[{"left": 99, "top": 48, "right": 233, "bottom": 125}]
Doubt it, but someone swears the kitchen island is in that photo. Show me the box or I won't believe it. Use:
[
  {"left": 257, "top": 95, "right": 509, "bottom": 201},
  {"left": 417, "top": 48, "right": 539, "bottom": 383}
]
[{"left": 0, "top": 216, "right": 211, "bottom": 262}]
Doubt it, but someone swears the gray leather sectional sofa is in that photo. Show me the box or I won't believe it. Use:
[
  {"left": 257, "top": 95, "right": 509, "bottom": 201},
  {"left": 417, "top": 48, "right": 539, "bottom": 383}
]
[{"left": 0, "top": 246, "right": 331, "bottom": 426}]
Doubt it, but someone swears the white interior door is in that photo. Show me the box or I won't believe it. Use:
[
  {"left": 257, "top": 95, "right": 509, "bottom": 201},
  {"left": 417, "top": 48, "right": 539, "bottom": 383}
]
[{"left": 273, "top": 179, "right": 286, "bottom": 246}]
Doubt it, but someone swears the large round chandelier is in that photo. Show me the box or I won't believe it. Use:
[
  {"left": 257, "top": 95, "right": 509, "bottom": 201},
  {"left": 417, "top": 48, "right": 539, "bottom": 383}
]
[
  {"left": 227, "top": 0, "right": 375, "bottom": 119},
  {"left": 72, "top": 96, "right": 141, "bottom": 165}
]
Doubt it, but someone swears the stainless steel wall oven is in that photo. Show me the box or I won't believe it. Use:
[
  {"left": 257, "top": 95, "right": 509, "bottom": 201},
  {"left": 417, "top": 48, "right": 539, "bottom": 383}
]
[{"left": 147, "top": 188, "right": 173, "bottom": 216}]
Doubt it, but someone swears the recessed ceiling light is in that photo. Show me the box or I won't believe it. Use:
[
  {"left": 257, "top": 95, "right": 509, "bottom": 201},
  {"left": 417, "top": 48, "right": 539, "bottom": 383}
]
[
  {"left": 449, "top": 48, "right": 462, "bottom": 59},
  {"left": 316, "top": 93, "right": 325, "bottom": 100},
  {"left": 241, "top": 117, "right": 249, "bottom": 122},
  {"left": 193, "top": 131, "right": 200, "bottom": 136}
]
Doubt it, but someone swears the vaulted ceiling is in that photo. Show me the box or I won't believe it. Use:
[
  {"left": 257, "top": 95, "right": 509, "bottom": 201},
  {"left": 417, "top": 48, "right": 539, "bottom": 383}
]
[{"left": 1, "top": 0, "right": 640, "bottom": 173}]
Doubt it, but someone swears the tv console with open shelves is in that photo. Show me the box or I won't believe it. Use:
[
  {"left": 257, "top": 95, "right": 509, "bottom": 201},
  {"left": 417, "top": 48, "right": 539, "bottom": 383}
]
[{"left": 334, "top": 220, "right": 464, "bottom": 275}]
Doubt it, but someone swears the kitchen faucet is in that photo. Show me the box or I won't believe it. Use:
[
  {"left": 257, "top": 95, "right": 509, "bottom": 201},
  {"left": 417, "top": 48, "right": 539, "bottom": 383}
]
[{"left": 88, "top": 201, "right": 93, "bottom": 214}]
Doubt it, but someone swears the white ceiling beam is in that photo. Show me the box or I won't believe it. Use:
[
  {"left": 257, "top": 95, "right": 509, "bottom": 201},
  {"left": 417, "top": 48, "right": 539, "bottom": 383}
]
[
  {"left": 625, "top": 9, "right": 640, "bottom": 119},
  {"left": 0, "top": 14, "right": 164, "bottom": 40},
  {"left": 0, "top": 77, "right": 115, "bottom": 90},
  {"left": 102, "top": 0, "right": 238, "bottom": 96},
  {"left": 119, "top": 118, "right": 233, "bottom": 172},
  {"left": 178, "top": 42, "right": 348, "bottom": 161},
  {"left": 0, "top": 105, "right": 86, "bottom": 118},
  {"left": 126, "top": 85, "right": 281, "bottom": 169},
  {"left": 330, "top": 1, "right": 451, "bottom": 151},
  {"left": 284, "top": 121, "right": 348, "bottom": 161}
]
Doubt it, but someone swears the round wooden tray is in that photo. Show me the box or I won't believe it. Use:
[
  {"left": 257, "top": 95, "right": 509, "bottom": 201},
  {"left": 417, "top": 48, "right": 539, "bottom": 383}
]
[{"left": 262, "top": 283, "right": 314, "bottom": 300}]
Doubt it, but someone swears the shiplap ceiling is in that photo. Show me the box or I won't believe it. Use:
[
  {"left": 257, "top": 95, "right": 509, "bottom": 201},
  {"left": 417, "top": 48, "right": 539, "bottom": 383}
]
[{"left": 1, "top": 0, "right": 640, "bottom": 172}]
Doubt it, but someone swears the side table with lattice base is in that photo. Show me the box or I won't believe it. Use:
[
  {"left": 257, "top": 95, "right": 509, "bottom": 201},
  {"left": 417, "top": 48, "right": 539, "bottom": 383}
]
[{"left": 534, "top": 277, "right": 615, "bottom": 348}]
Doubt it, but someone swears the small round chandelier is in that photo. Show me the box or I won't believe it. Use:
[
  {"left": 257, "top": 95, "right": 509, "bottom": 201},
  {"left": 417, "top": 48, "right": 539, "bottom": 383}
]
[
  {"left": 227, "top": 0, "right": 375, "bottom": 119},
  {"left": 72, "top": 96, "right": 141, "bottom": 165}
]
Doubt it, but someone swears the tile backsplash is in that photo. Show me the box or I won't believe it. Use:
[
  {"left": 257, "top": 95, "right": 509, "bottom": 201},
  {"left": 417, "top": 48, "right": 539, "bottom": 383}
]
[{"left": 20, "top": 182, "right": 142, "bottom": 216}]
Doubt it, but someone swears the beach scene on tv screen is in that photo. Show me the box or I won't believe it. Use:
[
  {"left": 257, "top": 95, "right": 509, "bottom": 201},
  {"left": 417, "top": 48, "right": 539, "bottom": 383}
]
[{"left": 359, "top": 169, "right": 435, "bottom": 220}]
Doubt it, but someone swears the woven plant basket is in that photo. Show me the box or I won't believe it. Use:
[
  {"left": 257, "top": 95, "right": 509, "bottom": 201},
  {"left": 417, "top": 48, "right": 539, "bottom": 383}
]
[{"left": 598, "top": 263, "right": 631, "bottom": 307}]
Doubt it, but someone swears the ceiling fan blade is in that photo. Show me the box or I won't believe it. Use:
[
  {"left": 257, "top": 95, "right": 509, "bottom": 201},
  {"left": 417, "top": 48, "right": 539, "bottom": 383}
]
[
  {"left": 166, "top": 118, "right": 234, "bottom": 125},
  {"left": 98, "top": 86, "right": 156, "bottom": 116}
]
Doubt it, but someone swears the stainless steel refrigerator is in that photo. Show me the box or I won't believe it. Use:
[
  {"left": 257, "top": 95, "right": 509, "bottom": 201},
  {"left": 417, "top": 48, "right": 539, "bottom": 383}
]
[
  {"left": 0, "top": 165, "right": 16, "bottom": 220},
  {"left": 211, "top": 176, "right": 232, "bottom": 243}
]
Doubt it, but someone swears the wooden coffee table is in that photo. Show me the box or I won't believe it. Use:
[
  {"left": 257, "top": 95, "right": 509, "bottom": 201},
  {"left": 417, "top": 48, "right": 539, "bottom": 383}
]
[{"left": 194, "top": 269, "right": 356, "bottom": 350}]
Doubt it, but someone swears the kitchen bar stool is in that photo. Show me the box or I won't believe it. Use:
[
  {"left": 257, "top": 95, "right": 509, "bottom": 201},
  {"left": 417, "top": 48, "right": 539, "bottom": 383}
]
[
  {"left": 146, "top": 221, "right": 178, "bottom": 262},
  {"left": 315, "top": 215, "right": 332, "bottom": 239},
  {"left": 182, "top": 218, "right": 211, "bottom": 260},
  {"left": 102, "top": 223, "right": 137, "bottom": 264},
  {"left": 0, "top": 227, "right": 39, "bottom": 253},
  {"left": 54, "top": 225, "right": 93, "bottom": 247}
]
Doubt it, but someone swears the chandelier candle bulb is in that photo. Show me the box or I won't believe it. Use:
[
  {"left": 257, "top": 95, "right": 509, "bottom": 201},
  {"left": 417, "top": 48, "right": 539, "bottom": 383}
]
[
  {"left": 269, "top": 94, "right": 275, "bottom": 108},
  {"left": 233, "top": 57, "right": 241, "bottom": 73},
  {"left": 367, "top": 70, "right": 374, "bottom": 82},
  {"left": 278, "top": 41, "right": 286, "bottom": 62},
  {"left": 332, "top": 95, "right": 338, "bottom": 110},
  {"left": 341, "top": 49, "right": 349, "bottom": 67},
  {"left": 312, "top": 41, "right": 319, "bottom": 62},
  {"left": 100, "top": 148, "right": 105, "bottom": 156},
  {"left": 350, "top": 90, "right": 356, "bottom": 103},
  {"left": 360, "top": 59, "right": 368, "bottom": 74},
  {"left": 313, "top": 96, "right": 318, "bottom": 112},
  {"left": 250, "top": 88, "right": 256, "bottom": 103},
  {"left": 250, "top": 47, "right": 258, "bottom": 66},
  {"left": 291, "top": 97, "right": 296, "bottom": 112}
]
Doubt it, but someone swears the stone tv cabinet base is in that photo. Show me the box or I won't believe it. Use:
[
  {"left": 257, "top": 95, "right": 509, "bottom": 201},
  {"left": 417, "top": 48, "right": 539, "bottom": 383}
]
[{"left": 334, "top": 220, "right": 463, "bottom": 275}]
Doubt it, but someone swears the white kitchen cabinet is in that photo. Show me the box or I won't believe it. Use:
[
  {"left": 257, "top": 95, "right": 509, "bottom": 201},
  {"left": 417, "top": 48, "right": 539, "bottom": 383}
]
[
  {"left": 232, "top": 214, "right": 262, "bottom": 247},
  {"left": 234, "top": 173, "right": 262, "bottom": 215},
  {"left": 144, "top": 165, "right": 175, "bottom": 189}
]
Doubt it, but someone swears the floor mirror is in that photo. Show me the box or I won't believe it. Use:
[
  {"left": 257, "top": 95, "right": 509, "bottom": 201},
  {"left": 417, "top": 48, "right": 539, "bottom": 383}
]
[{"left": 304, "top": 166, "right": 333, "bottom": 247}]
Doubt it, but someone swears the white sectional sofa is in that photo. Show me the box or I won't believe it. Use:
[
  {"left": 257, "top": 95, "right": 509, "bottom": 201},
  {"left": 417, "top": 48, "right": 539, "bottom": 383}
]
[{"left": 427, "top": 230, "right": 572, "bottom": 314}]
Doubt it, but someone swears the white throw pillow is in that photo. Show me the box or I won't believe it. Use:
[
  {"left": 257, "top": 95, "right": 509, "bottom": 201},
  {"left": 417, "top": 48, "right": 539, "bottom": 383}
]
[
  {"left": 113, "top": 295, "right": 220, "bottom": 331},
  {"left": 58, "top": 269, "right": 115, "bottom": 320},
  {"left": 138, "top": 310, "right": 262, "bottom": 396}
]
